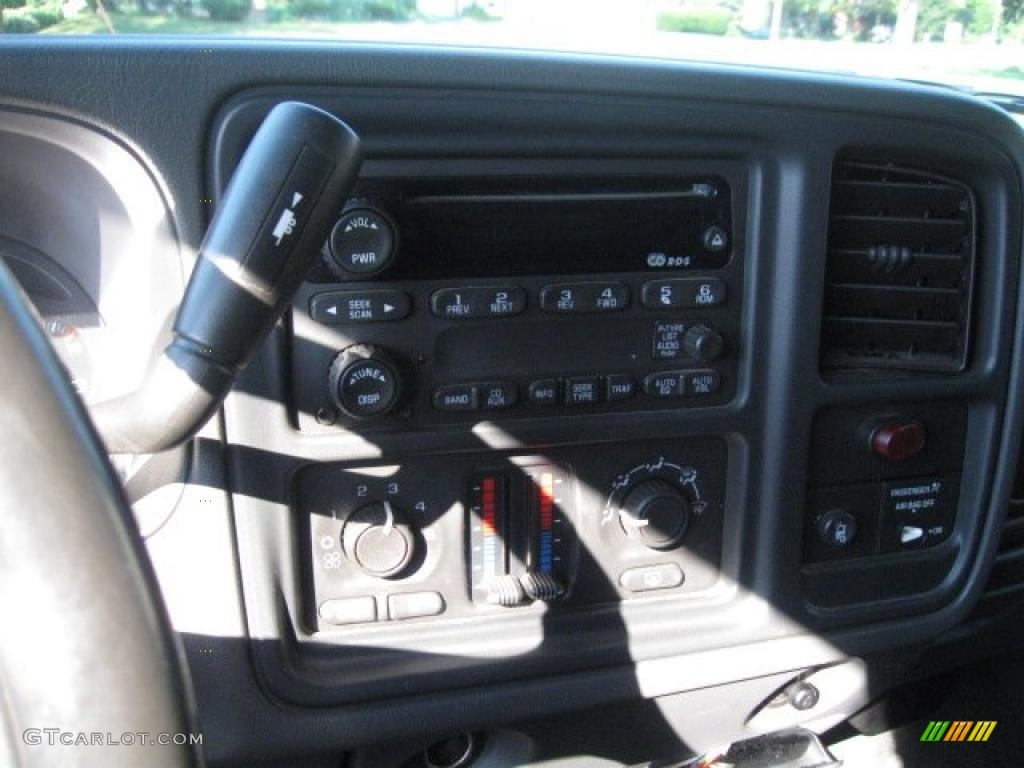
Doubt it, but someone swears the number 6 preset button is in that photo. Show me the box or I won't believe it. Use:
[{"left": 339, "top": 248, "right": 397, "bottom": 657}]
[
  {"left": 430, "top": 286, "right": 526, "bottom": 319},
  {"left": 539, "top": 282, "right": 630, "bottom": 313}
]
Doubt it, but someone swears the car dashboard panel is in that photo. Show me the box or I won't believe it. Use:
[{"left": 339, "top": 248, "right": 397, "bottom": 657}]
[{"left": 2, "top": 40, "right": 1024, "bottom": 766}]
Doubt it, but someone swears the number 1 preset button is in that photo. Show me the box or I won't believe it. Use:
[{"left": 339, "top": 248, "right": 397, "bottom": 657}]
[{"left": 430, "top": 286, "right": 526, "bottom": 319}]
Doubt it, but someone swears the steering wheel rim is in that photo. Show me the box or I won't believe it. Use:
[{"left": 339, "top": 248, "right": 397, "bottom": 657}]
[{"left": 0, "top": 262, "right": 199, "bottom": 768}]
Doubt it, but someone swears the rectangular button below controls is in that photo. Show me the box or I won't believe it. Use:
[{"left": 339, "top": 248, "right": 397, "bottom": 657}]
[
  {"left": 564, "top": 376, "right": 601, "bottom": 405},
  {"left": 388, "top": 591, "right": 446, "bottom": 620},
  {"left": 310, "top": 289, "right": 411, "bottom": 324},
  {"left": 479, "top": 382, "right": 517, "bottom": 410},
  {"left": 642, "top": 278, "right": 727, "bottom": 309},
  {"left": 619, "top": 563, "right": 684, "bottom": 592},
  {"left": 684, "top": 370, "right": 721, "bottom": 396},
  {"left": 433, "top": 385, "right": 478, "bottom": 411},
  {"left": 605, "top": 375, "right": 636, "bottom": 401},
  {"left": 644, "top": 371, "right": 684, "bottom": 398},
  {"left": 528, "top": 379, "right": 559, "bottom": 405},
  {"left": 319, "top": 596, "right": 377, "bottom": 625}
]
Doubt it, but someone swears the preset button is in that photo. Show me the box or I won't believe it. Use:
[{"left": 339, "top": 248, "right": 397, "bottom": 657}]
[
  {"left": 641, "top": 278, "right": 727, "bottom": 309},
  {"left": 430, "top": 286, "right": 526, "bottom": 319},
  {"left": 540, "top": 282, "right": 630, "bottom": 314}
]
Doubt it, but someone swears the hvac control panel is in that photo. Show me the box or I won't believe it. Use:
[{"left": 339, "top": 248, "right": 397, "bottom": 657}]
[
  {"left": 297, "top": 438, "right": 727, "bottom": 632},
  {"left": 290, "top": 175, "right": 742, "bottom": 432}
]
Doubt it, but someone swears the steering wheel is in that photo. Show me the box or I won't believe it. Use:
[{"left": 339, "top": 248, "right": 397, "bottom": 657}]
[{"left": 0, "top": 263, "right": 198, "bottom": 767}]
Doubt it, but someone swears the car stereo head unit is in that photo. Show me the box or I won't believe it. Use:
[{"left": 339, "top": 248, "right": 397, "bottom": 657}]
[{"left": 292, "top": 172, "right": 742, "bottom": 432}]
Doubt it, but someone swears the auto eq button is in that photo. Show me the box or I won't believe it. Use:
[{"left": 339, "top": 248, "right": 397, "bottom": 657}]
[{"left": 643, "top": 371, "right": 684, "bottom": 398}]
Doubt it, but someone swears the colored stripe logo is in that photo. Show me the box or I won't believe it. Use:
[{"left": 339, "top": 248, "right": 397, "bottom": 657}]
[{"left": 920, "top": 721, "right": 996, "bottom": 742}]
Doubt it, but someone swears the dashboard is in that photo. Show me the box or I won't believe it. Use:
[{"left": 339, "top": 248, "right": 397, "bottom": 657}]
[{"left": 3, "top": 39, "right": 1024, "bottom": 767}]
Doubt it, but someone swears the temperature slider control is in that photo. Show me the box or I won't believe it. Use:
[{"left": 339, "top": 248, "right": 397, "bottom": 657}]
[{"left": 468, "top": 465, "right": 575, "bottom": 607}]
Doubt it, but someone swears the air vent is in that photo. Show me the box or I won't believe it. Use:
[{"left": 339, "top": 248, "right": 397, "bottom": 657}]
[{"left": 821, "top": 159, "right": 976, "bottom": 373}]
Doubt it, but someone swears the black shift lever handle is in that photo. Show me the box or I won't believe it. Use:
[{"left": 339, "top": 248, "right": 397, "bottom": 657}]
[
  {"left": 93, "top": 102, "right": 362, "bottom": 453},
  {"left": 176, "top": 101, "right": 361, "bottom": 369}
]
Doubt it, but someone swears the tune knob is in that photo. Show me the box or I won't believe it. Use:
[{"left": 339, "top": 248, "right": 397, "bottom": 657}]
[
  {"left": 683, "top": 324, "right": 725, "bottom": 362},
  {"left": 328, "top": 344, "right": 402, "bottom": 419},
  {"left": 341, "top": 501, "right": 416, "bottom": 577},
  {"left": 618, "top": 479, "right": 691, "bottom": 550}
]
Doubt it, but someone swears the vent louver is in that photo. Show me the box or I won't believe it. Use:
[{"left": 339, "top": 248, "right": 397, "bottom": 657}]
[{"left": 821, "top": 159, "right": 976, "bottom": 373}]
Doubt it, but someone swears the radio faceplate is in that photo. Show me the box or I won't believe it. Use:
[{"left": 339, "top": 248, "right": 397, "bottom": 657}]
[
  {"left": 289, "top": 172, "right": 744, "bottom": 432},
  {"left": 293, "top": 271, "right": 739, "bottom": 430}
]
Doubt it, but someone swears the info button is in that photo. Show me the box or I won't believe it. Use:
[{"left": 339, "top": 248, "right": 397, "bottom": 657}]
[{"left": 528, "top": 379, "right": 560, "bottom": 405}]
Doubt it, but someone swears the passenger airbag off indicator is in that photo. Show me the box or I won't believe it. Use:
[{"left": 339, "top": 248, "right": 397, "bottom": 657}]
[{"left": 880, "top": 476, "right": 958, "bottom": 552}]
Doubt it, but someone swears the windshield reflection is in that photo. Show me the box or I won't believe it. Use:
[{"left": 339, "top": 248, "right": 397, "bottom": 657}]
[{"left": 1, "top": 0, "right": 1022, "bottom": 95}]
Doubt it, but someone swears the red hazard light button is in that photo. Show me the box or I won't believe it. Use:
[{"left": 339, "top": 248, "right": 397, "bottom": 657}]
[{"left": 871, "top": 420, "right": 927, "bottom": 463}]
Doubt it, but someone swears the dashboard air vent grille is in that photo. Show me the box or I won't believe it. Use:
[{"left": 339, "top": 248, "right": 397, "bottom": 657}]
[{"left": 821, "top": 160, "right": 976, "bottom": 373}]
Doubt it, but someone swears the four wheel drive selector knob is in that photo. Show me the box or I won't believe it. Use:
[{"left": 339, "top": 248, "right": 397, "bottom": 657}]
[
  {"left": 341, "top": 501, "right": 416, "bottom": 578},
  {"left": 328, "top": 344, "right": 402, "bottom": 419},
  {"left": 618, "top": 479, "right": 691, "bottom": 550}
]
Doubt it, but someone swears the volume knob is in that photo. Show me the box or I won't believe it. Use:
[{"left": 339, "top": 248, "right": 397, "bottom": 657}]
[
  {"left": 326, "top": 207, "right": 397, "bottom": 279},
  {"left": 619, "top": 479, "right": 691, "bottom": 550}
]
